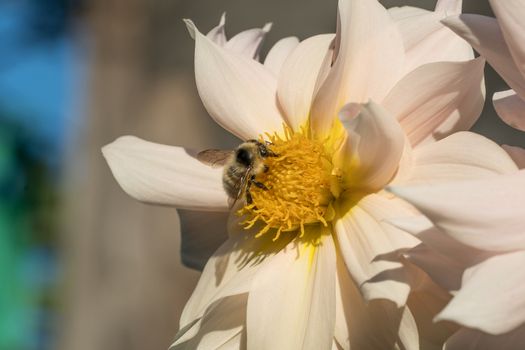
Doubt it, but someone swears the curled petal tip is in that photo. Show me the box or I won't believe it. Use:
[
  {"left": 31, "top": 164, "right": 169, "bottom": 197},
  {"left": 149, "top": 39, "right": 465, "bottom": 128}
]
[
  {"left": 183, "top": 19, "right": 197, "bottom": 39},
  {"left": 262, "top": 22, "right": 273, "bottom": 32},
  {"left": 219, "top": 12, "right": 226, "bottom": 25}
]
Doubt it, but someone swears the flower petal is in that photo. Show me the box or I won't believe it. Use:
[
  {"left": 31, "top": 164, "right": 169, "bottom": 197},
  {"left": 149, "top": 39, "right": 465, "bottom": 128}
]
[
  {"left": 247, "top": 233, "right": 336, "bottom": 350},
  {"left": 171, "top": 293, "right": 246, "bottom": 349},
  {"left": 434, "top": 0, "right": 463, "bottom": 14},
  {"left": 493, "top": 89, "right": 525, "bottom": 131},
  {"left": 387, "top": 216, "right": 492, "bottom": 291},
  {"left": 389, "top": 3, "right": 473, "bottom": 74},
  {"left": 310, "top": 0, "right": 405, "bottom": 136},
  {"left": 102, "top": 136, "right": 228, "bottom": 210},
  {"left": 489, "top": 0, "right": 525, "bottom": 78},
  {"left": 503, "top": 144, "right": 525, "bottom": 169},
  {"left": 391, "top": 170, "right": 525, "bottom": 252},
  {"left": 337, "top": 101, "right": 405, "bottom": 192},
  {"left": 179, "top": 232, "right": 266, "bottom": 328},
  {"left": 207, "top": 13, "right": 227, "bottom": 46},
  {"left": 185, "top": 20, "right": 284, "bottom": 140},
  {"left": 405, "top": 131, "right": 518, "bottom": 185},
  {"left": 335, "top": 193, "right": 420, "bottom": 307},
  {"left": 177, "top": 209, "right": 229, "bottom": 271},
  {"left": 334, "top": 257, "right": 419, "bottom": 350},
  {"left": 436, "top": 251, "right": 525, "bottom": 334},
  {"left": 442, "top": 14, "right": 525, "bottom": 100},
  {"left": 277, "top": 34, "right": 335, "bottom": 130},
  {"left": 225, "top": 22, "right": 273, "bottom": 60},
  {"left": 383, "top": 58, "right": 485, "bottom": 147},
  {"left": 263, "top": 36, "right": 299, "bottom": 77}
]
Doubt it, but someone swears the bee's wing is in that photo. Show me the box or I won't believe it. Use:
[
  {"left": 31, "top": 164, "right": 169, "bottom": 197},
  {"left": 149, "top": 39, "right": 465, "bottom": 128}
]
[
  {"left": 229, "top": 166, "right": 252, "bottom": 209},
  {"left": 197, "top": 149, "right": 233, "bottom": 168}
]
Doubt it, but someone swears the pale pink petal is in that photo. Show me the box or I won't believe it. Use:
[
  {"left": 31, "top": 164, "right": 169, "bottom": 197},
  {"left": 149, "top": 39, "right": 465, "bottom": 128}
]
[
  {"left": 493, "top": 89, "right": 525, "bottom": 131},
  {"left": 225, "top": 22, "right": 272, "bottom": 60},
  {"left": 442, "top": 15, "right": 525, "bottom": 100},
  {"left": 390, "top": 170, "right": 525, "bottom": 252},
  {"left": 102, "top": 136, "right": 228, "bottom": 210},
  {"left": 277, "top": 34, "right": 335, "bottom": 130},
  {"left": 310, "top": 0, "right": 405, "bottom": 136},
  {"left": 206, "top": 14, "right": 272, "bottom": 61},
  {"left": 489, "top": 0, "right": 525, "bottom": 78},
  {"left": 335, "top": 193, "right": 420, "bottom": 307},
  {"left": 263, "top": 36, "right": 299, "bottom": 77},
  {"left": 398, "top": 308, "right": 420, "bottom": 350},
  {"left": 185, "top": 20, "right": 284, "bottom": 140},
  {"left": 389, "top": 136, "right": 414, "bottom": 186},
  {"left": 177, "top": 210, "right": 229, "bottom": 270},
  {"left": 383, "top": 58, "right": 485, "bottom": 147},
  {"left": 388, "top": 6, "right": 428, "bottom": 21},
  {"left": 334, "top": 258, "right": 419, "bottom": 349},
  {"left": 406, "top": 132, "right": 517, "bottom": 185},
  {"left": 388, "top": 216, "right": 492, "bottom": 291},
  {"left": 405, "top": 243, "right": 472, "bottom": 292},
  {"left": 434, "top": 0, "right": 462, "bottom": 14},
  {"left": 171, "top": 294, "right": 246, "bottom": 349},
  {"left": 337, "top": 101, "right": 405, "bottom": 192},
  {"left": 207, "top": 13, "right": 227, "bottom": 46},
  {"left": 503, "top": 144, "right": 525, "bottom": 169},
  {"left": 436, "top": 251, "right": 525, "bottom": 334},
  {"left": 389, "top": 3, "right": 473, "bottom": 74},
  {"left": 445, "top": 325, "right": 525, "bottom": 350},
  {"left": 247, "top": 234, "right": 336, "bottom": 350},
  {"left": 179, "top": 232, "right": 268, "bottom": 327}
]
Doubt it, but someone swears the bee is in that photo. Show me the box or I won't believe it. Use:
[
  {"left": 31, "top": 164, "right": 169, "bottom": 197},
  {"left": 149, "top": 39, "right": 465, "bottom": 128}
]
[{"left": 197, "top": 140, "right": 278, "bottom": 207}]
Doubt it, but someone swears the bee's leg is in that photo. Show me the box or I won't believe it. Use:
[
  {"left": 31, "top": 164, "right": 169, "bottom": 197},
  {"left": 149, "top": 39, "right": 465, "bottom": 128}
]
[
  {"left": 267, "top": 149, "right": 279, "bottom": 157},
  {"left": 251, "top": 175, "right": 268, "bottom": 190},
  {"left": 246, "top": 190, "right": 253, "bottom": 204},
  {"left": 264, "top": 164, "right": 269, "bottom": 173}
]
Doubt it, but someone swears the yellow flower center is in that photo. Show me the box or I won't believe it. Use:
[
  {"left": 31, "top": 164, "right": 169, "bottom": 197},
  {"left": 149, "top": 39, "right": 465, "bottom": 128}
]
[{"left": 239, "top": 126, "right": 338, "bottom": 240}]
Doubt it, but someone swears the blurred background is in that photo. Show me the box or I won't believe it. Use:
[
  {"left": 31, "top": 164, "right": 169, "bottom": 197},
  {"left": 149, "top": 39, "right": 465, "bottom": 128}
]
[{"left": 0, "top": 0, "right": 522, "bottom": 349}]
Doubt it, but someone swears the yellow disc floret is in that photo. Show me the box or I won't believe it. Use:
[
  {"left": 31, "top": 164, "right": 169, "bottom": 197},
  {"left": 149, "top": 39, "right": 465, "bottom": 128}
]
[{"left": 239, "top": 126, "right": 338, "bottom": 241}]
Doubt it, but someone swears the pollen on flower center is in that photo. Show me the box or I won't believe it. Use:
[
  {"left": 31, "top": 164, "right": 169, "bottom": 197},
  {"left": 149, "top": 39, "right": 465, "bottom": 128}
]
[{"left": 239, "top": 126, "right": 337, "bottom": 241}]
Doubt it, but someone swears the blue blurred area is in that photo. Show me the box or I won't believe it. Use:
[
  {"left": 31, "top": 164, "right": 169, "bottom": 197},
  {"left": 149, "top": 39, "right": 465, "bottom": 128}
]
[
  {"left": 0, "top": 0, "right": 78, "bottom": 167},
  {"left": 0, "top": 0, "right": 82, "bottom": 349}
]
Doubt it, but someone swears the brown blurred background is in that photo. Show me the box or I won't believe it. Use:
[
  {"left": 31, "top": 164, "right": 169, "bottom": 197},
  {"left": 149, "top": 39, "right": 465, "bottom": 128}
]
[{"left": 0, "top": 1, "right": 522, "bottom": 350}]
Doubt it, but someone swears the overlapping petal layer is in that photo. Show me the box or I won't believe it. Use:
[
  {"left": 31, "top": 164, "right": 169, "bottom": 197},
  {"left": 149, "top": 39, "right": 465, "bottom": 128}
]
[
  {"left": 335, "top": 193, "right": 420, "bottom": 307},
  {"left": 185, "top": 20, "right": 284, "bottom": 140},
  {"left": 389, "top": 0, "right": 473, "bottom": 74},
  {"left": 334, "top": 257, "right": 419, "bottom": 350},
  {"left": 311, "top": 0, "right": 405, "bottom": 136},
  {"left": 383, "top": 58, "right": 485, "bottom": 146},
  {"left": 338, "top": 101, "right": 405, "bottom": 192},
  {"left": 247, "top": 234, "right": 336, "bottom": 350},
  {"left": 207, "top": 13, "right": 272, "bottom": 60},
  {"left": 489, "top": 0, "right": 525, "bottom": 78},
  {"left": 391, "top": 170, "right": 525, "bottom": 252},
  {"left": 443, "top": 15, "right": 525, "bottom": 100},
  {"left": 404, "top": 132, "right": 517, "bottom": 185},
  {"left": 436, "top": 251, "right": 525, "bottom": 334},
  {"left": 263, "top": 36, "right": 300, "bottom": 77},
  {"left": 493, "top": 89, "right": 525, "bottom": 131},
  {"left": 277, "top": 34, "right": 335, "bottom": 130}
]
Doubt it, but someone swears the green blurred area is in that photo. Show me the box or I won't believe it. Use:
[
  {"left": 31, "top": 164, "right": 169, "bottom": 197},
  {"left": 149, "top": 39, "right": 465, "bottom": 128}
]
[{"left": 0, "top": 118, "right": 60, "bottom": 350}]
